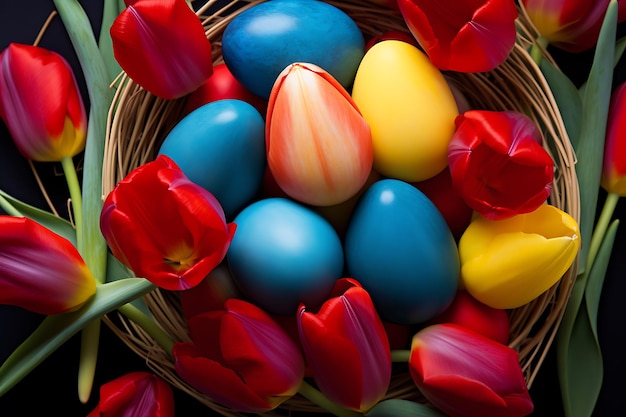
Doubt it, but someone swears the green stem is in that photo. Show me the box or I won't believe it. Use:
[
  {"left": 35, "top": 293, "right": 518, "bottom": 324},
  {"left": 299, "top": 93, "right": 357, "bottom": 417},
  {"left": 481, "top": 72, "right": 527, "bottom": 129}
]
[
  {"left": 117, "top": 303, "right": 175, "bottom": 356},
  {"left": 53, "top": 0, "right": 114, "bottom": 402},
  {"left": 585, "top": 192, "right": 620, "bottom": 273},
  {"left": 391, "top": 349, "right": 411, "bottom": 363},
  {"left": 297, "top": 380, "right": 363, "bottom": 417},
  {"left": 530, "top": 36, "right": 549, "bottom": 66},
  {"left": 77, "top": 319, "right": 101, "bottom": 403},
  {"left": 0, "top": 194, "right": 22, "bottom": 217},
  {"left": 61, "top": 156, "right": 82, "bottom": 247}
]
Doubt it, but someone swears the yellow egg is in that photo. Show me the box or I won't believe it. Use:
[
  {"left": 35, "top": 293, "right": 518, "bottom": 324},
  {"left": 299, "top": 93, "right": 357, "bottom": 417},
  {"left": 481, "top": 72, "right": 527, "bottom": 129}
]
[{"left": 351, "top": 40, "right": 459, "bottom": 182}]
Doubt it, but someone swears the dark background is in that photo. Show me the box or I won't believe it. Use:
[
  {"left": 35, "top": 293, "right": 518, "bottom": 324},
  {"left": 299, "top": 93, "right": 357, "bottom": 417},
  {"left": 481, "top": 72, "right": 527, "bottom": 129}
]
[{"left": 0, "top": 1, "right": 624, "bottom": 416}]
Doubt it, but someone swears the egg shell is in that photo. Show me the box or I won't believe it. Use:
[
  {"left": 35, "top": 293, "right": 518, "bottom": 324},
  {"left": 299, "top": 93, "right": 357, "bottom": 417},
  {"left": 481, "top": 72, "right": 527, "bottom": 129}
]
[
  {"left": 227, "top": 198, "right": 344, "bottom": 315},
  {"left": 344, "top": 178, "right": 460, "bottom": 324},
  {"left": 222, "top": 0, "right": 365, "bottom": 99},
  {"left": 351, "top": 40, "right": 458, "bottom": 182},
  {"left": 158, "top": 99, "right": 266, "bottom": 218}
]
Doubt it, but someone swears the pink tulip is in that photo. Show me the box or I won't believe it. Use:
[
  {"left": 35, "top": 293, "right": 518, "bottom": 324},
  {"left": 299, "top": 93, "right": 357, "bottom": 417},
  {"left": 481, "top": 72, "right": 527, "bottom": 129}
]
[
  {"left": 409, "top": 323, "right": 533, "bottom": 417},
  {"left": 0, "top": 43, "right": 86, "bottom": 162},
  {"left": 173, "top": 298, "right": 304, "bottom": 412},
  {"left": 266, "top": 62, "right": 373, "bottom": 206},
  {"left": 110, "top": 0, "right": 213, "bottom": 99},
  {"left": 0, "top": 216, "right": 95, "bottom": 315},
  {"left": 297, "top": 278, "right": 391, "bottom": 411}
]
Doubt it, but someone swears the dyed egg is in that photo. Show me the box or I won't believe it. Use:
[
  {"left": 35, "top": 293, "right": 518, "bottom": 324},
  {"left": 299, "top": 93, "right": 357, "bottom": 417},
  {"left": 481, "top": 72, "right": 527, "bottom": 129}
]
[
  {"left": 351, "top": 40, "right": 458, "bottom": 182},
  {"left": 158, "top": 99, "right": 266, "bottom": 218},
  {"left": 222, "top": 0, "right": 364, "bottom": 99},
  {"left": 344, "top": 179, "right": 460, "bottom": 324},
  {"left": 227, "top": 198, "right": 344, "bottom": 315}
]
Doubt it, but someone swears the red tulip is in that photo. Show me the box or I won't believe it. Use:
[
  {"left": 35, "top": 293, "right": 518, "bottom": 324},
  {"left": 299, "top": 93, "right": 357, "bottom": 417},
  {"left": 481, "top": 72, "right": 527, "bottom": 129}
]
[
  {"left": 87, "top": 372, "right": 174, "bottom": 417},
  {"left": 448, "top": 110, "right": 554, "bottom": 220},
  {"left": 521, "top": 0, "right": 626, "bottom": 53},
  {"left": 266, "top": 62, "right": 373, "bottom": 206},
  {"left": 602, "top": 81, "right": 626, "bottom": 195},
  {"left": 409, "top": 324, "right": 533, "bottom": 417},
  {"left": 110, "top": 0, "right": 213, "bottom": 99},
  {"left": 0, "top": 216, "right": 95, "bottom": 315},
  {"left": 297, "top": 278, "right": 391, "bottom": 412},
  {"left": 428, "top": 290, "right": 510, "bottom": 344},
  {"left": 100, "top": 155, "right": 236, "bottom": 291},
  {"left": 397, "top": 0, "right": 518, "bottom": 72},
  {"left": 183, "top": 63, "right": 267, "bottom": 116},
  {"left": 0, "top": 43, "right": 86, "bottom": 162},
  {"left": 173, "top": 298, "right": 304, "bottom": 412}
]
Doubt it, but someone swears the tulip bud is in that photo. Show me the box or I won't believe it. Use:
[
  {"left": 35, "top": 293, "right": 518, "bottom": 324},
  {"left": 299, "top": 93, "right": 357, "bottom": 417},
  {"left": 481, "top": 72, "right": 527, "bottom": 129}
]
[
  {"left": 266, "top": 62, "right": 373, "bottom": 206},
  {"left": 173, "top": 298, "right": 304, "bottom": 412},
  {"left": 100, "top": 155, "right": 236, "bottom": 291},
  {"left": 0, "top": 43, "right": 87, "bottom": 162},
  {"left": 110, "top": 0, "right": 213, "bottom": 99},
  {"left": 521, "top": 0, "right": 626, "bottom": 53},
  {"left": 409, "top": 324, "right": 534, "bottom": 417},
  {"left": 458, "top": 204, "right": 580, "bottom": 309},
  {"left": 448, "top": 110, "right": 554, "bottom": 220},
  {"left": 297, "top": 278, "right": 391, "bottom": 412},
  {"left": 397, "top": 0, "right": 518, "bottom": 72},
  {"left": 0, "top": 216, "right": 95, "bottom": 315},
  {"left": 87, "top": 372, "right": 174, "bottom": 417},
  {"left": 601, "top": 81, "right": 626, "bottom": 195}
]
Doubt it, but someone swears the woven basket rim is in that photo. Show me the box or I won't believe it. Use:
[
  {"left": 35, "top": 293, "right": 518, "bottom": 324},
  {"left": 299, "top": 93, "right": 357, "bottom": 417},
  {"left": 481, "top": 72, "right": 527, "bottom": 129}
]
[{"left": 103, "top": 1, "right": 580, "bottom": 415}]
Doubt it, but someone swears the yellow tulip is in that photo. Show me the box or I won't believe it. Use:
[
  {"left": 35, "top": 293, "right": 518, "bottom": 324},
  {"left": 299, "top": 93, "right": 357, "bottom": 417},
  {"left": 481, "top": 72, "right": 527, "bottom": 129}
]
[{"left": 458, "top": 204, "right": 580, "bottom": 309}]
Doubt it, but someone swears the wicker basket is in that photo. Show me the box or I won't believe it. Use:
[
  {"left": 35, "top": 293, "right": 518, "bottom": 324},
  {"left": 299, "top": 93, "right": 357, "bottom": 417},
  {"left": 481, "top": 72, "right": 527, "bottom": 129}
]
[{"left": 103, "top": 0, "right": 580, "bottom": 415}]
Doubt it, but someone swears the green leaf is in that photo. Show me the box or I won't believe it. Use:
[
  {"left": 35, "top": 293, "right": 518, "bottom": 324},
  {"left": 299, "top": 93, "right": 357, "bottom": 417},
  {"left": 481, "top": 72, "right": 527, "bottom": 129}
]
[
  {"left": 106, "top": 252, "right": 152, "bottom": 317},
  {"left": 0, "top": 278, "right": 155, "bottom": 397},
  {"left": 98, "top": 0, "right": 125, "bottom": 82},
  {"left": 53, "top": 0, "right": 116, "bottom": 400},
  {"left": 557, "top": 219, "right": 618, "bottom": 417},
  {"left": 0, "top": 189, "right": 76, "bottom": 244},
  {"left": 539, "top": 59, "right": 583, "bottom": 150},
  {"left": 366, "top": 399, "right": 447, "bottom": 417},
  {"left": 573, "top": 0, "right": 617, "bottom": 274}
]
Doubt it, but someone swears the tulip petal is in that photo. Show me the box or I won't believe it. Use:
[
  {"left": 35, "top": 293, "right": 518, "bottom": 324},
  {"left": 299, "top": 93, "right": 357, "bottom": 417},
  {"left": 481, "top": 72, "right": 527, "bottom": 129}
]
[
  {"left": 522, "top": 0, "right": 614, "bottom": 52},
  {"left": 298, "top": 278, "right": 391, "bottom": 411},
  {"left": 266, "top": 63, "right": 373, "bottom": 206},
  {"left": 398, "top": 0, "right": 517, "bottom": 72},
  {"left": 110, "top": 0, "right": 213, "bottom": 99},
  {"left": 0, "top": 216, "right": 95, "bottom": 315},
  {"left": 175, "top": 299, "right": 304, "bottom": 412},
  {"left": 173, "top": 342, "right": 274, "bottom": 412},
  {"left": 602, "top": 81, "right": 626, "bottom": 195},
  {"left": 458, "top": 204, "right": 580, "bottom": 309},
  {"left": 101, "top": 155, "right": 235, "bottom": 291},
  {"left": 0, "top": 43, "right": 86, "bottom": 161},
  {"left": 409, "top": 324, "right": 533, "bottom": 417},
  {"left": 448, "top": 110, "right": 554, "bottom": 220},
  {"left": 88, "top": 372, "right": 174, "bottom": 417}
]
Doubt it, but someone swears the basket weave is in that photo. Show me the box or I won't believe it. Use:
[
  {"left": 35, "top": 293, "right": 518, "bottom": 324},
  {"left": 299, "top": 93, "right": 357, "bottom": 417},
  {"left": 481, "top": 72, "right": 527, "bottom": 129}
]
[{"left": 103, "top": 0, "right": 580, "bottom": 415}]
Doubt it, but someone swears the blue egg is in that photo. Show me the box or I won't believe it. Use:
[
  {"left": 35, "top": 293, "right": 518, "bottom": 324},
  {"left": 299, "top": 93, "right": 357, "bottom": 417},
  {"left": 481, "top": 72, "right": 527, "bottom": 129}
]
[
  {"left": 222, "top": 0, "right": 365, "bottom": 98},
  {"left": 344, "top": 179, "right": 460, "bottom": 324},
  {"left": 227, "top": 198, "right": 344, "bottom": 315},
  {"left": 158, "top": 99, "right": 266, "bottom": 218}
]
